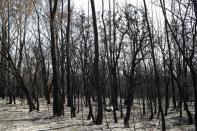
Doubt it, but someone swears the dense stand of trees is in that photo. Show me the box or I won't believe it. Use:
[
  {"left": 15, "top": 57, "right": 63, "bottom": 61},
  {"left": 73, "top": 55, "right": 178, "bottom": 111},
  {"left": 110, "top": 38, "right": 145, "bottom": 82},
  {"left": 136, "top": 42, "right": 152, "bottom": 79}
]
[{"left": 0, "top": 0, "right": 197, "bottom": 130}]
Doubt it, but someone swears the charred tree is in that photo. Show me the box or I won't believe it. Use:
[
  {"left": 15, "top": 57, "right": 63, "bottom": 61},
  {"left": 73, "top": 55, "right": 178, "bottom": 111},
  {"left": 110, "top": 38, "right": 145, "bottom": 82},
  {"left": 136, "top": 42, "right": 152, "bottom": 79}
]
[{"left": 90, "top": 0, "right": 103, "bottom": 125}]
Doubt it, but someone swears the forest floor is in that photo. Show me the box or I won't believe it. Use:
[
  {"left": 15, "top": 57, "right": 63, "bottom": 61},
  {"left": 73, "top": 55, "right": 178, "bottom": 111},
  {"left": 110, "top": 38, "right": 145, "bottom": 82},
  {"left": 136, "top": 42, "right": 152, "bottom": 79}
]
[{"left": 0, "top": 98, "right": 195, "bottom": 131}]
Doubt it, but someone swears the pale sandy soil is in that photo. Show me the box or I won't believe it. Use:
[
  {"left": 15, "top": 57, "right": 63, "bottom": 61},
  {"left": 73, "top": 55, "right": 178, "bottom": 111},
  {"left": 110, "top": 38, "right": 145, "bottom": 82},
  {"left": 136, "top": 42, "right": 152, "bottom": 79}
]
[{"left": 0, "top": 98, "right": 195, "bottom": 131}]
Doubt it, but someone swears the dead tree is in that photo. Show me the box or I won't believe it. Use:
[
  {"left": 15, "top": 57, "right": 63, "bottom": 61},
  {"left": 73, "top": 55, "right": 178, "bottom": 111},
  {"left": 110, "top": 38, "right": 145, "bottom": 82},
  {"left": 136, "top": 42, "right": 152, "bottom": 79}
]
[
  {"left": 122, "top": 5, "right": 147, "bottom": 127},
  {"left": 33, "top": 1, "right": 50, "bottom": 104},
  {"left": 90, "top": 0, "right": 103, "bottom": 125},
  {"left": 160, "top": 0, "right": 194, "bottom": 125},
  {"left": 48, "top": 0, "right": 64, "bottom": 116},
  {"left": 143, "top": 0, "right": 166, "bottom": 130}
]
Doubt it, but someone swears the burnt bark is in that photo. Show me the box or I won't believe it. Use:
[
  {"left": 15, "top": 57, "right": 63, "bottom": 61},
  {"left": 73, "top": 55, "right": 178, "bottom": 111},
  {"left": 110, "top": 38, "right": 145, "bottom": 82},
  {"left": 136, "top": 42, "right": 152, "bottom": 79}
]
[{"left": 90, "top": 0, "right": 103, "bottom": 125}]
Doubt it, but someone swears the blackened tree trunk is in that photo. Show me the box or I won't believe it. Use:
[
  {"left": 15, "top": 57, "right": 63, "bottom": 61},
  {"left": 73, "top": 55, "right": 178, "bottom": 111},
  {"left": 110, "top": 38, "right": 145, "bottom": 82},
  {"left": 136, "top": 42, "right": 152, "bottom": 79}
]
[
  {"left": 90, "top": 0, "right": 103, "bottom": 125},
  {"left": 48, "top": 0, "right": 63, "bottom": 116},
  {"left": 66, "top": 0, "right": 72, "bottom": 108},
  {"left": 124, "top": 68, "right": 135, "bottom": 127},
  {"left": 0, "top": 24, "right": 6, "bottom": 99},
  {"left": 112, "top": 0, "right": 118, "bottom": 123},
  {"left": 191, "top": 68, "right": 197, "bottom": 129},
  {"left": 165, "top": 21, "right": 176, "bottom": 110},
  {"left": 66, "top": 0, "right": 74, "bottom": 118},
  {"left": 33, "top": 2, "right": 50, "bottom": 104},
  {"left": 143, "top": 0, "right": 166, "bottom": 130},
  {"left": 158, "top": 36, "right": 170, "bottom": 116},
  {"left": 60, "top": 0, "right": 65, "bottom": 104}
]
